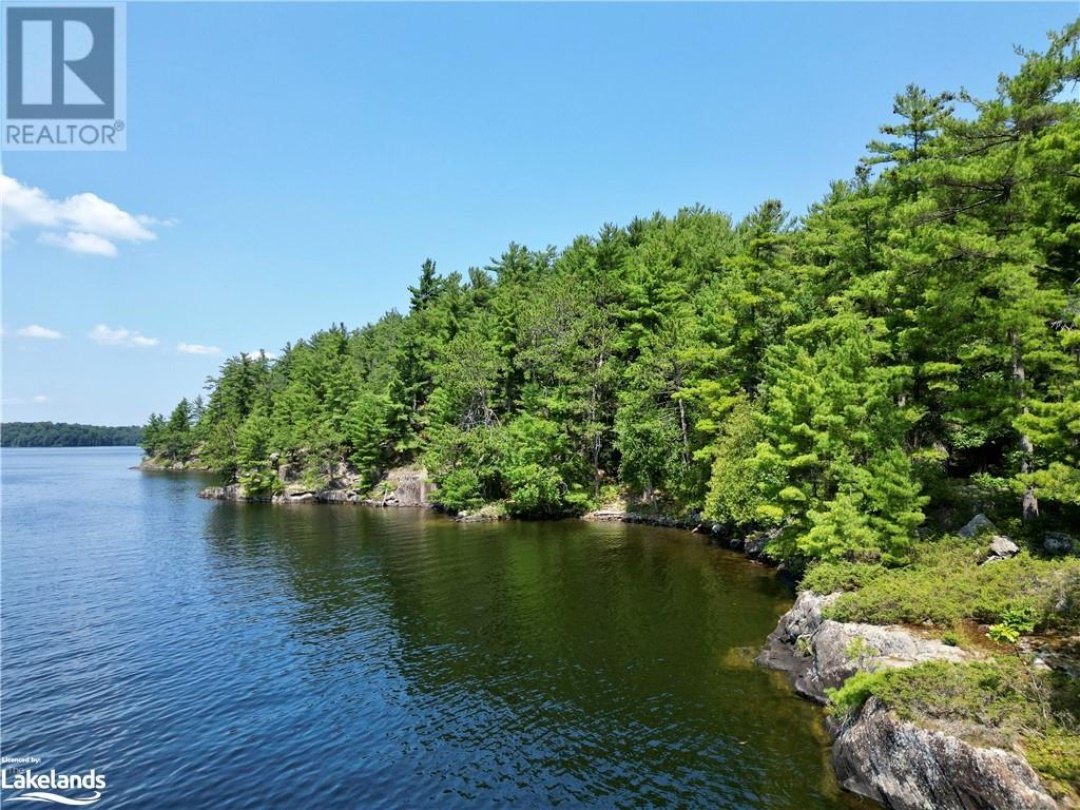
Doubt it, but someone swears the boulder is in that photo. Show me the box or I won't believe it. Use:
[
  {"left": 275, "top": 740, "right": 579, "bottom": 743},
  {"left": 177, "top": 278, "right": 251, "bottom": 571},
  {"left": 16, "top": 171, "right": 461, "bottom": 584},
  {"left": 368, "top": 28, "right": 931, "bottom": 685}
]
[
  {"left": 1044, "top": 533, "right": 1075, "bottom": 556},
  {"left": 833, "top": 698, "right": 1058, "bottom": 810},
  {"left": 959, "top": 513, "right": 996, "bottom": 538},
  {"left": 317, "top": 490, "right": 359, "bottom": 504},
  {"left": 743, "top": 527, "right": 780, "bottom": 560},
  {"left": 583, "top": 507, "right": 627, "bottom": 522},
  {"left": 983, "top": 535, "right": 1020, "bottom": 564}
]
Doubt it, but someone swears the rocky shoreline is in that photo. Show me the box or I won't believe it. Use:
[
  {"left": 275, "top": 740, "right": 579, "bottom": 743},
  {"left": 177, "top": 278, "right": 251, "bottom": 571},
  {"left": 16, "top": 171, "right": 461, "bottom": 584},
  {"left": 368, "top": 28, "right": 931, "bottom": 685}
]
[
  {"left": 198, "top": 466, "right": 433, "bottom": 508},
  {"left": 135, "top": 459, "right": 211, "bottom": 472},
  {"left": 578, "top": 506, "right": 1072, "bottom": 809},
  {"left": 759, "top": 590, "right": 1064, "bottom": 809}
]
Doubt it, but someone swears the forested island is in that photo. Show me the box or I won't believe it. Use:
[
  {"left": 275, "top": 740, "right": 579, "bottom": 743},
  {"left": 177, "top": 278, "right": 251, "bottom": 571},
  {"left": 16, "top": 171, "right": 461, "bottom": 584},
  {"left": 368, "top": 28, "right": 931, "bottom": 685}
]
[
  {"left": 143, "top": 25, "right": 1080, "bottom": 806},
  {"left": 3, "top": 422, "right": 143, "bottom": 447}
]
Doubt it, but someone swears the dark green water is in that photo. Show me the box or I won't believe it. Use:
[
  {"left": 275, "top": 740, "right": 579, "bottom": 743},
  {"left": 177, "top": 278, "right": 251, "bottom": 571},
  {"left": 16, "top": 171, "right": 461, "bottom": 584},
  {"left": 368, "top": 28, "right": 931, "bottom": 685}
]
[{"left": 2, "top": 447, "right": 869, "bottom": 808}]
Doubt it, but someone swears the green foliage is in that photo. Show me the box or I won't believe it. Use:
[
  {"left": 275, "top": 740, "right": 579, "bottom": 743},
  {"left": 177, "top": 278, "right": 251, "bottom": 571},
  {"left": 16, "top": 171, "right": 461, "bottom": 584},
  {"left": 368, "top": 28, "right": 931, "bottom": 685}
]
[
  {"left": 143, "top": 398, "right": 197, "bottom": 463},
  {"left": 823, "top": 539, "right": 1080, "bottom": 632},
  {"left": 826, "top": 669, "right": 889, "bottom": 718},
  {"left": 1026, "top": 732, "right": 1080, "bottom": 797},
  {"left": 749, "top": 317, "right": 926, "bottom": 563},
  {"left": 1, "top": 422, "right": 143, "bottom": 448},
  {"left": 143, "top": 25, "right": 1080, "bottom": 568},
  {"left": 703, "top": 395, "right": 763, "bottom": 526},
  {"left": 801, "top": 560, "right": 889, "bottom": 595},
  {"left": 986, "top": 623, "right": 1021, "bottom": 644},
  {"left": 988, "top": 603, "right": 1039, "bottom": 644},
  {"left": 238, "top": 465, "right": 282, "bottom": 498}
]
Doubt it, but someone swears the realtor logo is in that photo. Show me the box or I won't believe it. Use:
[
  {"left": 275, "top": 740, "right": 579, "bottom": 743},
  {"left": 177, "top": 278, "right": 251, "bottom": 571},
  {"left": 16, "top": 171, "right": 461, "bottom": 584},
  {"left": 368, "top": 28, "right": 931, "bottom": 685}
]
[{"left": 2, "top": 2, "right": 126, "bottom": 150}]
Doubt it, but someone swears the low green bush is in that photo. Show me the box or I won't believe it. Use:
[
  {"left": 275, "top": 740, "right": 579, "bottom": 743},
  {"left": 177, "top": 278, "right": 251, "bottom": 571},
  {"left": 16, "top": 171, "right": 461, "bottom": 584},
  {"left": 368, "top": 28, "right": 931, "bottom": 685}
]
[
  {"left": 819, "top": 539, "right": 1080, "bottom": 633},
  {"left": 827, "top": 669, "right": 889, "bottom": 718},
  {"left": 801, "top": 560, "right": 889, "bottom": 594}
]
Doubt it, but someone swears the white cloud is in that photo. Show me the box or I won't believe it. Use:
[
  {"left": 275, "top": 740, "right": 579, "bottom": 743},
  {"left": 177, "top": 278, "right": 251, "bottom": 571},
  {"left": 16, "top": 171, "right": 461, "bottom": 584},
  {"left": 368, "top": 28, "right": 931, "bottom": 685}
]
[
  {"left": 2, "top": 394, "right": 49, "bottom": 406},
  {"left": 177, "top": 342, "right": 221, "bottom": 356},
  {"left": 89, "top": 324, "right": 159, "bottom": 348},
  {"left": 16, "top": 324, "right": 63, "bottom": 339},
  {"left": 244, "top": 350, "right": 278, "bottom": 360},
  {"left": 1, "top": 172, "right": 174, "bottom": 257},
  {"left": 39, "top": 231, "right": 117, "bottom": 257}
]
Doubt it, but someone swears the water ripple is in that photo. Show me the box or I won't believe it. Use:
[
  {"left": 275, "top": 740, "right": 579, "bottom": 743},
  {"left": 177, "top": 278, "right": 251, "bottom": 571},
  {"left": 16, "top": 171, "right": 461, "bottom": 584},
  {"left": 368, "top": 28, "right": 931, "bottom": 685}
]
[{"left": 2, "top": 448, "right": 868, "bottom": 809}]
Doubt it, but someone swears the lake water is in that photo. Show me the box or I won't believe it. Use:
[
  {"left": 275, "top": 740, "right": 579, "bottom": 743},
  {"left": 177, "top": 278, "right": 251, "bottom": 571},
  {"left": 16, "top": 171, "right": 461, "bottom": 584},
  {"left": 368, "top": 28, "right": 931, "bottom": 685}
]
[{"left": 1, "top": 447, "right": 869, "bottom": 808}]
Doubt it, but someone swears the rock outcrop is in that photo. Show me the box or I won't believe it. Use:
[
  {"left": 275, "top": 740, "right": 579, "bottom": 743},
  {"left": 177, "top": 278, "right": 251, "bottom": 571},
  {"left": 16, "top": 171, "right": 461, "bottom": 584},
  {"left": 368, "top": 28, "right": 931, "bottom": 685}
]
[
  {"left": 136, "top": 458, "right": 209, "bottom": 472},
  {"left": 798, "top": 619, "right": 973, "bottom": 704},
  {"left": 199, "top": 484, "right": 258, "bottom": 502},
  {"left": 582, "top": 502, "right": 710, "bottom": 531},
  {"left": 833, "top": 698, "right": 1059, "bottom": 810},
  {"left": 760, "top": 591, "right": 1063, "bottom": 809},
  {"left": 199, "top": 467, "right": 433, "bottom": 507},
  {"left": 757, "top": 591, "right": 972, "bottom": 703},
  {"left": 756, "top": 590, "right": 837, "bottom": 677}
]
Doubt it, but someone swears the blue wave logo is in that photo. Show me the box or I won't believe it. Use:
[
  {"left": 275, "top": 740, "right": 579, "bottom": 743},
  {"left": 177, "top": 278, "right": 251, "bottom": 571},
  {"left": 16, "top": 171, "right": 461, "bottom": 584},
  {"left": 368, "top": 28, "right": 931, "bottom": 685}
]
[{"left": 8, "top": 791, "right": 103, "bottom": 806}]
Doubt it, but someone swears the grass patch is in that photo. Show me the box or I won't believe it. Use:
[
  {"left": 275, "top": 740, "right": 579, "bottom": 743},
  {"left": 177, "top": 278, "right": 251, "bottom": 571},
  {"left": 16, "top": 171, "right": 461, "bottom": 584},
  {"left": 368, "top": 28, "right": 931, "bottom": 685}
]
[
  {"left": 809, "top": 538, "right": 1080, "bottom": 633},
  {"left": 828, "top": 658, "right": 1080, "bottom": 797}
]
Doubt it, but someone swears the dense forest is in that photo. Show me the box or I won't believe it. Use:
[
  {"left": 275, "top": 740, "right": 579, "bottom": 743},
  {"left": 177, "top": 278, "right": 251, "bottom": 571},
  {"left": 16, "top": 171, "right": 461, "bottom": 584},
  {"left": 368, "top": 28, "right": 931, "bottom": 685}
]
[
  {"left": 3, "top": 422, "right": 144, "bottom": 447},
  {"left": 145, "top": 24, "right": 1079, "bottom": 570}
]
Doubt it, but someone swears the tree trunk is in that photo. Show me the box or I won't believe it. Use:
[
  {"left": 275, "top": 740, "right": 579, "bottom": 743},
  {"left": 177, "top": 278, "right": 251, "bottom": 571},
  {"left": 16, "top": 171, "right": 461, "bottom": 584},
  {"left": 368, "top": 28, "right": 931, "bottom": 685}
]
[{"left": 1012, "top": 330, "right": 1039, "bottom": 522}]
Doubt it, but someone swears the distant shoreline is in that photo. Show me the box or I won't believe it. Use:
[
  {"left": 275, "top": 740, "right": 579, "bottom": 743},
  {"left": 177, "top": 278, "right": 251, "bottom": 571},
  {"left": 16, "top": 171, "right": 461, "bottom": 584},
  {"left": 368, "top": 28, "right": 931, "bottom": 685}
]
[
  {"left": 2, "top": 444, "right": 142, "bottom": 448},
  {"left": 1, "top": 422, "right": 144, "bottom": 448}
]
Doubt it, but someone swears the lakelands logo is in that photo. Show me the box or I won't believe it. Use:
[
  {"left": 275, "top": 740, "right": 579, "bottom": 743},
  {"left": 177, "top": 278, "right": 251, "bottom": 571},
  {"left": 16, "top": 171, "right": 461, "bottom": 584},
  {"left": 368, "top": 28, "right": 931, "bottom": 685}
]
[
  {"left": 1, "top": 767, "right": 106, "bottom": 806},
  {"left": 2, "top": 2, "right": 127, "bottom": 150}
]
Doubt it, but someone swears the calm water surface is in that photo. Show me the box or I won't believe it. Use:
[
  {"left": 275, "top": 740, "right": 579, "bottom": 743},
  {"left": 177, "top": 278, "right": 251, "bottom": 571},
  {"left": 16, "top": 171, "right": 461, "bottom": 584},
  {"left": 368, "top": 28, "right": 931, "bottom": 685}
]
[{"left": 2, "top": 447, "right": 869, "bottom": 808}]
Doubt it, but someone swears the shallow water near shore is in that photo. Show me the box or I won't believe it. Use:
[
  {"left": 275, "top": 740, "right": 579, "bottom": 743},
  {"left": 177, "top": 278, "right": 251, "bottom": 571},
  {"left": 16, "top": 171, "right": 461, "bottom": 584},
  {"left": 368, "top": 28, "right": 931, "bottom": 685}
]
[{"left": 2, "top": 447, "right": 871, "bottom": 808}]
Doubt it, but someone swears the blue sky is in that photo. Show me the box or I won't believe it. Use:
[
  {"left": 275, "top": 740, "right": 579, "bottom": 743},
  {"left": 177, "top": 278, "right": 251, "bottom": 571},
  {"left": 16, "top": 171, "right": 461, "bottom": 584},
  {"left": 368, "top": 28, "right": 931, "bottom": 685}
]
[{"left": 2, "top": 2, "right": 1075, "bottom": 426}]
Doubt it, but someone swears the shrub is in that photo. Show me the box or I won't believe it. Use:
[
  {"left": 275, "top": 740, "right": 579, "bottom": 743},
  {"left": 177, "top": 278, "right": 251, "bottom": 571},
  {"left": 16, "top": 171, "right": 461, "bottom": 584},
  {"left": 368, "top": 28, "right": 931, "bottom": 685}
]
[
  {"left": 827, "top": 669, "right": 889, "bottom": 718},
  {"left": 801, "top": 560, "right": 888, "bottom": 594},
  {"left": 822, "top": 540, "right": 1080, "bottom": 633}
]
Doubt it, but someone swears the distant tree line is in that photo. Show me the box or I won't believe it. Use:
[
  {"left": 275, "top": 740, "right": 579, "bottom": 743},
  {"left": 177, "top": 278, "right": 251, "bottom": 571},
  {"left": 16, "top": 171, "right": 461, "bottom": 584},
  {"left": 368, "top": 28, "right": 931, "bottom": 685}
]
[
  {"left": 2, "top": 422, "right": 144, "bottom": 447},
  {"left": 145, "top": 25, "right": 1079, "bottom": 567}
]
